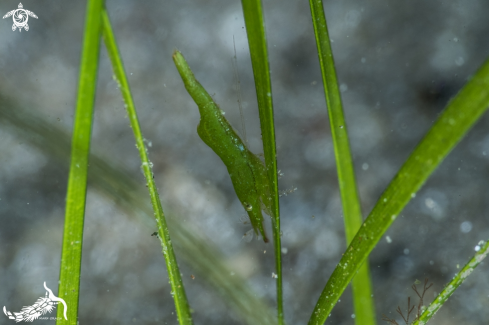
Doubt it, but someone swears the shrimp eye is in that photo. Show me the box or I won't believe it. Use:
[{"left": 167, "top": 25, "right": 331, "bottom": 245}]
[{"left": 243, "top": 202, "right": 253, "bottom": 211}]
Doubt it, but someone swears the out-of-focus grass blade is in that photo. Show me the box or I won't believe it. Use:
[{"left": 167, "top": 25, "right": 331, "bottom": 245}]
[
  {"left": 240, "top": 1, "right": 283, "bottom": 323},
  {"left": 412, "top": 239, "right": 489, "bottom": 325},
  {"left": 308, "top": 0, "right": 376, "bottom": 324},
  {"left": 101, "top": 9, "right": 193, "bottom": 324},
  {"left": 308, "top": 56, "right": 489, "bottom": 324},
  {"left": 56, "top": 1, "right": 103, "bottom": 324},
  {"left": 0, "top": 97, "right": 277, "bottom": 325}
]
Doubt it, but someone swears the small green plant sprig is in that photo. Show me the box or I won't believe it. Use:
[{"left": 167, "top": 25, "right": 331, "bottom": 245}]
[
  {"left": 382, "top": 279, "right": 433, "bottom": 325},
  {"left": 384, "top": 239, "right": 489, "bottom": 325}
]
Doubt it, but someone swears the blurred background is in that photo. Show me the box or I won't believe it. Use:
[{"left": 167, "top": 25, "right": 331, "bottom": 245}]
[{"left": 0, "top": 0, "right": 488, "bottom": 324}]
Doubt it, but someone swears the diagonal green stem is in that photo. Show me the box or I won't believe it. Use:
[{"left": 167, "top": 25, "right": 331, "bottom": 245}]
[
  {"left": 56, "top": 0, "right": 104, "bottom": 324},
  {"left": 309, "top": 0, "right": 376, "bottom": 324},
  {"left": 240, "top": 1, "right": 283, "bottom": 323},
  {"left": 308, "top": 55, "right": 489, "bottom": 324},
  {"left": 412, "top": 240, "right": 489, "bottom": 325},
  {"left": 101, "top": 9, "right": 193, "bottom": 325}
]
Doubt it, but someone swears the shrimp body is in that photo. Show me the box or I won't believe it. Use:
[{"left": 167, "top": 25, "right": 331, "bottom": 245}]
[{"left": 173, "top": 51, "right": 270, "bottom": 242}]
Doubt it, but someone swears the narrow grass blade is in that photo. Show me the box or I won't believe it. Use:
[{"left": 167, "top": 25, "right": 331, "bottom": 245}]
[
  {"left": 101, "top": 9, "right": 193, "bottom": 324},
  {"left": 56, "top": 1, "right": 103, "bottom": 323},
  {"left": 0, "top": 99, "right": 277, "bottom": 325},
  {"left": 309, "top": 0, "right": 376, "bottom": 324},
  {"left": 240, "top": 1, "right": 283, "bottom": 322},
  {"left": 412, "top": 239, "right": 489, "bottom": 325},
  {"left": 308, "top": 56, "right": 489, "bottom": 324}
]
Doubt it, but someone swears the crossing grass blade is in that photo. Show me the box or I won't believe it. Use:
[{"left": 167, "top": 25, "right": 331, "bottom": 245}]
[
  {"left": 308, "top": 55, "right": 489, "bottom": 324},
  {"left": 56, "top": 1, "right": 104, "bottom": 324},
  {"left": 101, "top": 9, "right": 193, "bottom": 324},
  {"left": 240, "top": 0, "right": 283, "bottom": 323},
  {"left": 308, "top": 0, "right": 376, "bottom": 324},
  {"left": 412, "top": 239, "right": 489, "bottom": 325}
]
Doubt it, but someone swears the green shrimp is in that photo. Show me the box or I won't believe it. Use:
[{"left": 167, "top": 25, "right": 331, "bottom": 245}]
[{"left": 173, "top": 50, "right": 270, "bottom": 243}]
